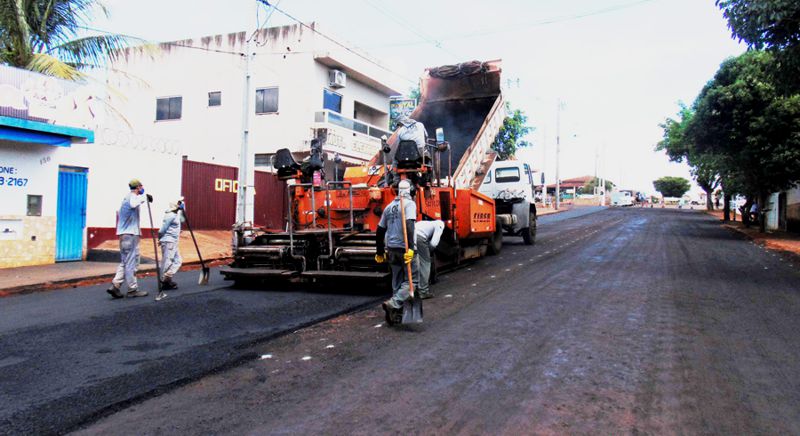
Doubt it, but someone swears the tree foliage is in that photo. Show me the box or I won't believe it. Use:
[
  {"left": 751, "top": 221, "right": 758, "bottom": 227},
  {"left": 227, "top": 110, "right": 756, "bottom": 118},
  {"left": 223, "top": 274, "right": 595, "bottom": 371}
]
[
  {"left": 581, "top": 177, "right": 614, "bottom": 194},
  {"left": 717, "top": 0, "right": 800, "bottom": 91},
  {"left": 657, "top": 104, "right": 720, "bottom": 209},
  {"left": 689, "top": 51, "right": 800, "bottom": 202},
  {"left": 0, "top": 0, "right": 133, "bottom": 80},
  {"left": 653, "top": 176, "right": 691, "bottom": 198},
  {"left": 492, "top": 103, "right": 532, "bottom": 160}
]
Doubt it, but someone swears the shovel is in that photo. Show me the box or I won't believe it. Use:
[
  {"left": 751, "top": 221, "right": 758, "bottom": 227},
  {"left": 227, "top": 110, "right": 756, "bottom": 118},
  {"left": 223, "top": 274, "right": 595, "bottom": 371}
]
[
  {"left": 181, "top": 206, "right": 210, "bottom": 285},
  {"left": 145, "top": 199, "right": 167, "bottom": 301},
  {"left": 399, "top": 193, "right": 423, "bottom": 324}
]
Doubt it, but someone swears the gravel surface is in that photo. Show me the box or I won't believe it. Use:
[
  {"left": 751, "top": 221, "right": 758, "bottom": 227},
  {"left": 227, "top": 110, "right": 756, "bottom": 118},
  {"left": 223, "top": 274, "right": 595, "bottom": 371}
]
[{"left": 73, "top": 207, "right": 800, "bottom": 435}]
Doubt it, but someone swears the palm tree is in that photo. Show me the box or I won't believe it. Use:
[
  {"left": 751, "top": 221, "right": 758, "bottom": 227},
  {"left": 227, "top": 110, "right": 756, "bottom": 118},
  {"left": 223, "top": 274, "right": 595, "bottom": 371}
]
[{"left": 0, "top": 0, "right": 132, "bottom": 80}]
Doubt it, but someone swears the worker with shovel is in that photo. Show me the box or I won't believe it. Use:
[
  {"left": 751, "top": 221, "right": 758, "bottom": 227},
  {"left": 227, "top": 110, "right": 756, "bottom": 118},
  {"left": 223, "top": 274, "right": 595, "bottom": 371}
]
[
  {"left": 107, "top": 179, "right": 152, "bottom": 299},
  {"left": 158, "top": 199, "right": 184, "bottom": 290},
  {"left": 375, "top": 179, "right": 421, "bottom": 324}
]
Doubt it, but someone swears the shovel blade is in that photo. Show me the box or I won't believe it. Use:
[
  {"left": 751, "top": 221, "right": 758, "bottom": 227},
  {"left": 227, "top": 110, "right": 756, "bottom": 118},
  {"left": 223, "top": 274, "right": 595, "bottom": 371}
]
[
  {"left": 198, "top": 267, "right": 210, "bottom": 285},
  {"left": 401, "top": 296, "right": 423, "bottom": 324}
]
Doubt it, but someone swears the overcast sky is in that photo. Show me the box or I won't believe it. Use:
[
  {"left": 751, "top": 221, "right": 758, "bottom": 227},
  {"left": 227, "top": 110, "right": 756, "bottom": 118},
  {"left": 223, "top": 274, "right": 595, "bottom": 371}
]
[{"left": 94, "top": 0, "right": 744, "bottom": 195}]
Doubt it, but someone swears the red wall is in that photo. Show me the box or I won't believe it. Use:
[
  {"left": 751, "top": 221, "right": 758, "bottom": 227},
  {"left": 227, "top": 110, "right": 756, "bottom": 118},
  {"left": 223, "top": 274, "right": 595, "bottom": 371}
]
[{"left": 181, "top": 159, "right": 286, "bottom": 230}]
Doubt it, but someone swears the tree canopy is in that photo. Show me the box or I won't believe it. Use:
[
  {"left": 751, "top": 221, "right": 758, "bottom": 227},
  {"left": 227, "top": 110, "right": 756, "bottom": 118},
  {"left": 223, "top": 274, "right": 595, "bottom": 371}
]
[
  {"left": 0, "top": 0, "right": 132, "bottom": 80},
  {"left": 492, "top": 103, "right": 532, "bottom": 160},
  {"left": 653, "top": 176, "right": 691, "bottom": 198},
  {"left": 689, "top": 51, "right": 800, "bottom": 201},
  {"left": 717, "top": 0, "right": 800, "bottom": 91},
  {"left": 581, "top": 177, "right": 614, "bottom": 194}
]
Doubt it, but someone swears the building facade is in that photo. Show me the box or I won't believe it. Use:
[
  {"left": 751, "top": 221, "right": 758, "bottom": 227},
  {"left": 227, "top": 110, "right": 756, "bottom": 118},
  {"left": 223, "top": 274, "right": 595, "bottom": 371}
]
[
  {"left": 109, "top": 23, "right": 402, "bottom": 169},
  {"left": 0, "top": 65, "right": 183, "bottom": 268}
]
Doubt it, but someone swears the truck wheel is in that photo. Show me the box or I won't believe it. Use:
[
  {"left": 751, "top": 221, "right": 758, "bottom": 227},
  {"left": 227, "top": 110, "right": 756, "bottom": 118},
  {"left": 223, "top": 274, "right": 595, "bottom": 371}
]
[
  {"left": 487, "top": 218, "right": 503, "bottom": 255},
  {"left": 522, "top": 212, "right": 537, "bottom": 245}
]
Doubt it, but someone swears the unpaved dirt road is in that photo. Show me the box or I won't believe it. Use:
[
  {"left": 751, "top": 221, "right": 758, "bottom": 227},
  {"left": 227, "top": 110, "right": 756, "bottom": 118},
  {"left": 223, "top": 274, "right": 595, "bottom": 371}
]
[{"left": 73, "top": 207, "right": 800, "bottom": 435}]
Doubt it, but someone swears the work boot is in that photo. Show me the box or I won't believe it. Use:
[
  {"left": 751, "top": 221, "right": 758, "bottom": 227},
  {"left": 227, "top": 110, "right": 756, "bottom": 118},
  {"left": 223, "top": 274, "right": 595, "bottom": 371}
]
[
  {"left": 382, "top": 299, "right": 401, "bottom": 325},
  {"left": 126, "top": 289, "right": 149, "bottom": 298},
  {"left": 419, "top": 292, "right": 434, "bottom": 300},
  {"left": 161, "top": 277, "right": 178, "bottom": 290},
  {"left": 106, "top": 285, "right": 124, "bottom": 299}
]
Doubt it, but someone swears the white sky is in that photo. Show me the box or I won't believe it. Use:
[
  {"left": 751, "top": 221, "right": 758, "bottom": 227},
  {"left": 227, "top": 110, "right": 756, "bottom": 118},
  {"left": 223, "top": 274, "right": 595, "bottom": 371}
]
[{"left": 93, "top": 0, "right": 744, "bottom": 195}]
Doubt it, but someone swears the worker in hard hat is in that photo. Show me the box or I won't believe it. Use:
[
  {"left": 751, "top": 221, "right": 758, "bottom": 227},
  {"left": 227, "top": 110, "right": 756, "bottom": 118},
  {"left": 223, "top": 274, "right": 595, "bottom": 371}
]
[
  {"left": 415, "top": 219, "right": 445, "bottom": 299},
  {"left": 107, "top": 179, "right": 152, "bottom": 299},
  {"left": 375, "top": 179, "right": 418, "bottom": 314},
  {"left": 158, "top": 198, "right": 184, "bottom": 290}
]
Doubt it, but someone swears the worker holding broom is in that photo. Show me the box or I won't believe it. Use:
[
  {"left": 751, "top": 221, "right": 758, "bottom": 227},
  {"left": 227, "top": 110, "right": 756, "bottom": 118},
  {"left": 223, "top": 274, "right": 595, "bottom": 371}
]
[
  {"left": 158, "top": 198, "right": 184, "bottom": 290},
  {"left": 375, "top": 179, "right": 418, "bottom": 321}
]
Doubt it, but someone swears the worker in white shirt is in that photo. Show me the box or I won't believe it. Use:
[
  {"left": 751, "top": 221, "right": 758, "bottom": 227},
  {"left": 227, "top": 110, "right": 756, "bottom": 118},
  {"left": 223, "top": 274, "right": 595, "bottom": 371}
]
[{"left": 415, "top": 219, "right": 445, "bottom": 299}]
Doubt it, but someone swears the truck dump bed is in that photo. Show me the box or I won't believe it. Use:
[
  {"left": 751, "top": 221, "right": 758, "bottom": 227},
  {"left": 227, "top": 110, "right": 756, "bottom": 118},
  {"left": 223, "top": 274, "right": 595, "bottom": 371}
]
[{"left": 370, "top": 60, "right": 505, "bottom": 189}]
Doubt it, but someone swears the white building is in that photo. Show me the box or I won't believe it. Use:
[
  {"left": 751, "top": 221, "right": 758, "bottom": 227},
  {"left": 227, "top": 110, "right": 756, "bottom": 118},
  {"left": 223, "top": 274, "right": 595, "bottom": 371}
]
[
  {"left": 109, "top": 23, "right": 402, "bottom": 169},
  {"left": 0, "top": 23, "right": 405, "bottom": 268},
  {"left": 0, "top": 65, "right": 182, "bottom": 268}
]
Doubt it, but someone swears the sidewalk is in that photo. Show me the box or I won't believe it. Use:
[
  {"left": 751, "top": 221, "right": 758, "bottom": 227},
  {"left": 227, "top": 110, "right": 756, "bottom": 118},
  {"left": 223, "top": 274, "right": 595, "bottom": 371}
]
[
  {"left": 707, "top": 209, "right": 800, "bottom": 262},
  {"left": 0, "top": 230, "right": 232, "bottom": 296}
]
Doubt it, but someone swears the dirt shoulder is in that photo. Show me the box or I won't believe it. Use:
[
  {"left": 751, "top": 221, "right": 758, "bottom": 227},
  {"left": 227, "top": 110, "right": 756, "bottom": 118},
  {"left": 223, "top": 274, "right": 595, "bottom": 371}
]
[{"left": 707, "top": 209, "right": 800, "bottom": 265}]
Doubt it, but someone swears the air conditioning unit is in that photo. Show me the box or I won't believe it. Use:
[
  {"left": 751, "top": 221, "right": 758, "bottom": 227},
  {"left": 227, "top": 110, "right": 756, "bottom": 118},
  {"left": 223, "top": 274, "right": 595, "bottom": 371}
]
[{"left": 329, "top": 69, "right": 346, "bottom": 88}]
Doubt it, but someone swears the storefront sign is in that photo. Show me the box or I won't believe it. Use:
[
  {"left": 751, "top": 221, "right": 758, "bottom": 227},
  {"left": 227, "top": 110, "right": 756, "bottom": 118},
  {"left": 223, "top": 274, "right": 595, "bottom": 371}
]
[
  {"left": 389, "top": 98, "right": 416, "bottom": 130},
  {"left": 0, "top": 165, "right": 27, "bottom": 187}
]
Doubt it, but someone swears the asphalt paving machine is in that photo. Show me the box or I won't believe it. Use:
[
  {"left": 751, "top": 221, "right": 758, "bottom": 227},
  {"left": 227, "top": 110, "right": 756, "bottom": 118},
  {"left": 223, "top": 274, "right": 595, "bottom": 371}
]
[{"left": 220, "top": 60, "right": 516, "bottom": 284}]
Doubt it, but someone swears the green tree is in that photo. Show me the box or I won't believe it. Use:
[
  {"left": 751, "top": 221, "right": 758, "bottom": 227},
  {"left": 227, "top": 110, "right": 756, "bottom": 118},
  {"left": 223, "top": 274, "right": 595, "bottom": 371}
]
[
  {"left": 717, "top": 0, "right": 800, "bottom": 91},
  {"left": 688, "top": 50, "right": 800, "bottom": 231},
  {"left": 657, "top": 104, "right": 720, "bottom": 211},
  {"left": 408, "top": 85, "right": 420, "bottom": 103},
  {"left": 581, "top": 177, "right": 614, "bottom": 194},
  {"left": 0, "top": 0, "right": 131, "bottom": 80},
  {"left": 653, "top": 176, "right": 691, "bottom": 198},
  {"left": 492, "top": 103, "right": 532, "bottom": 160}
]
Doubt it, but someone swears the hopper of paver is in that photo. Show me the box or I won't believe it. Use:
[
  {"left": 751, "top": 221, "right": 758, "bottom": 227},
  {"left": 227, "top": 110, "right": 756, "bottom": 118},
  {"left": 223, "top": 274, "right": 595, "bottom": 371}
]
[{"left": 371, "top": 59, "right": 505, "bottom": 190}]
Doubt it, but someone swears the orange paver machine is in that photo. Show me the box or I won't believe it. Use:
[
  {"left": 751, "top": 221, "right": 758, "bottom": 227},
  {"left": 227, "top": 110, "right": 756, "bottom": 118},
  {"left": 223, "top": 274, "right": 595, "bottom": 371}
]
[{"left": 221, "top": 60, "right": 508, "bottom": 283}]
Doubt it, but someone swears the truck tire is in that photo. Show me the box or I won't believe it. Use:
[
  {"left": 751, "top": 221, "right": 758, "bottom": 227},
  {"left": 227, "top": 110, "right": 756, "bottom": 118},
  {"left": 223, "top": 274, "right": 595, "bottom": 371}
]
[
  {"left": 487, "top": 218, "right": 503, "bottom": 255},
  {"left": 522, "top": 211, "right": 537, "bottom": 245}
]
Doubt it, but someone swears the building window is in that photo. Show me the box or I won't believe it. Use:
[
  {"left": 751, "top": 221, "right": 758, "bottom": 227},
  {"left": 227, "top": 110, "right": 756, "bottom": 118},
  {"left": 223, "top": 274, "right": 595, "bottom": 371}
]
[
  {"left": 256, "top": 87, "right": 279, "bottom": 114},
  {"left": 208, "top": 91, "right": 221, "bottom": 107},
  {"left": 27, "top": 195, "right": 42, "bottom": 216},
  {"left": 323, "top": 89, "right": 342, "bottom": 113},
  {"left": 156, "top": 96, "right": 182, "bottom": 120}
]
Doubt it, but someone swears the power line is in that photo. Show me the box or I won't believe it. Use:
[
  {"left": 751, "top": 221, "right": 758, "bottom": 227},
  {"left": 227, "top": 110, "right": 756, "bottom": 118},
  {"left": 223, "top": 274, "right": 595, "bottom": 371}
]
[
  {"left": 359, "top": 0, "right": 462, "bottom": 61},
  {"left": 343, "top": 0, "right": 661, "bottom": 49},
  {"left": 261, "top": 1, "right": 416, "bottom": 85}
]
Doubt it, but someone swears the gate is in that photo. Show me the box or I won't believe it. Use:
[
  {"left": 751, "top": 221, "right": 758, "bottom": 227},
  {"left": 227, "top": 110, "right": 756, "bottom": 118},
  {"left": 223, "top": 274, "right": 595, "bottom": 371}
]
[
  {"left": 56, "top": 166, "right": 88, "bottom": 261},
  {"left": 181, "top": 159, "right": 286, "bottom": 230}
]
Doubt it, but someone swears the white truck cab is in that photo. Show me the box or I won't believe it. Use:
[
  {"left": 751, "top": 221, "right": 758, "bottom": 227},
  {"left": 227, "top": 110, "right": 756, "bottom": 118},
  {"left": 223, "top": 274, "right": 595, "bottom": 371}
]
[{"left": 479, "top": 159, "right": 537, "bottom": 247}]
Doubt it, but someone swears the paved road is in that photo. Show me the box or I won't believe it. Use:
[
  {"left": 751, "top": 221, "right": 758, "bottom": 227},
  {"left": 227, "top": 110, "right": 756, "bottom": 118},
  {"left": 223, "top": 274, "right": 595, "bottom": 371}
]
[
  {"left": 73, "top": 207, "right": 800, "bottom": 435},
  {"left": 1, "top": 207, "right": 607, "bottom": 435}
]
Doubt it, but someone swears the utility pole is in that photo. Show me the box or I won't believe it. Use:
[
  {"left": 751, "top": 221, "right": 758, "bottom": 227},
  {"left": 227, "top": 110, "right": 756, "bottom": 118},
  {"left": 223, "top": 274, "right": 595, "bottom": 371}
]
[
  {"left": 555, "top": 98, "right": 562, "bottom": 210},
  {"left": 236, "top": 4, "right": 257, "bottom": 224}
]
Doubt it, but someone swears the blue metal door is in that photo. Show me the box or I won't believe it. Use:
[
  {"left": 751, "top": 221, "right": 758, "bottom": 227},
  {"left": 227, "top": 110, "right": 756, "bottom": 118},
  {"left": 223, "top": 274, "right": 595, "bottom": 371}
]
[{"left": 56, "top": 167, "right": 88, "bottom": 261}]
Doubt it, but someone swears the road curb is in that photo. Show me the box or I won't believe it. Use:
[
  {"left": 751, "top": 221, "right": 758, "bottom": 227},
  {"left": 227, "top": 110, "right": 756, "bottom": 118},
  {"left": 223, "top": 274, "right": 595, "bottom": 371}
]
[{"left": 0, "top": 257, "right": 232, "bottom": 298}]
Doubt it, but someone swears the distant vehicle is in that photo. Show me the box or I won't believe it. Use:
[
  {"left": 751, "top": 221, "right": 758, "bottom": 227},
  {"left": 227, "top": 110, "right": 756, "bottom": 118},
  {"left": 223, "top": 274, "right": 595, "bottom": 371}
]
[{"left": 611, "top": 190, "right": 634, "bottom": 207}]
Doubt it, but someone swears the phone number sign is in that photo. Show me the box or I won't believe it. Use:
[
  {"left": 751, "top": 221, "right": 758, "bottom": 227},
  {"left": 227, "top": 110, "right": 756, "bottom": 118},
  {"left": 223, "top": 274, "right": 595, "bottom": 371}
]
[{"left": 0, "top": 166, "right": 28, "bottom": 187}]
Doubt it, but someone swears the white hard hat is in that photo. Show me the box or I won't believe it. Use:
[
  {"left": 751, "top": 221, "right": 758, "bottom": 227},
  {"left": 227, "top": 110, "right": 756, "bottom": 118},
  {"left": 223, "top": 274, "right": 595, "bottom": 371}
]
[{"left": 398, "top": 179, "right": 412, "bottom": 197}]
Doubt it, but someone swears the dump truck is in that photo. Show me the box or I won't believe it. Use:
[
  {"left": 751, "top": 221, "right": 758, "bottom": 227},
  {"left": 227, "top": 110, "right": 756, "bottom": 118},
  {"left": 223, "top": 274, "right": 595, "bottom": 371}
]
[{"left": 220, "top": 59, "right": 534, "bottom": 284}]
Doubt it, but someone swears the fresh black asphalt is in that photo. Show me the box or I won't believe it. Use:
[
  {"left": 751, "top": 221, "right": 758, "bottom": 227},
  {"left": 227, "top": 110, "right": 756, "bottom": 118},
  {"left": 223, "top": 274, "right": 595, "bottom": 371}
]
[{"left": 0, "top": 206, "right": 604, "bottom": 435}]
